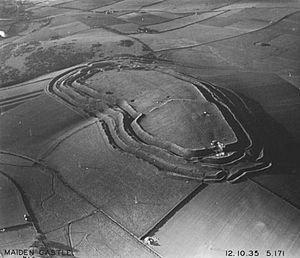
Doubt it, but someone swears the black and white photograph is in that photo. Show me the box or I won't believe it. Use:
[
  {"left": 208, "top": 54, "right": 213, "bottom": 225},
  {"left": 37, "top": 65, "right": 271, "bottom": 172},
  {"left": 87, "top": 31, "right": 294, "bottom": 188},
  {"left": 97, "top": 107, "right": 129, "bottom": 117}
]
[{"left": 0, "top": 0, "right": 300, "bottom": 257}]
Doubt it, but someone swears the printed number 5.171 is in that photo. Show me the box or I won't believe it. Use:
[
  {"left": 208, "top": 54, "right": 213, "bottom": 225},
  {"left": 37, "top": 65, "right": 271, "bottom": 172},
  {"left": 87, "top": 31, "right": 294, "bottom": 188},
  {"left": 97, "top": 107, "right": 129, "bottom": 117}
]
[{"left": 266, "top": 250, "right": 285, "bottom": 256}]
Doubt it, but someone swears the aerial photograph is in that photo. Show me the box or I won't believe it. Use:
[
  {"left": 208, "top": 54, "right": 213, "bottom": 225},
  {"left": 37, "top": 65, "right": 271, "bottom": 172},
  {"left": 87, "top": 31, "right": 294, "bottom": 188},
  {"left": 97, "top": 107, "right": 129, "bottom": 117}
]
[{"left": 0, "top": 0, "right": 299, "bottom": 257}]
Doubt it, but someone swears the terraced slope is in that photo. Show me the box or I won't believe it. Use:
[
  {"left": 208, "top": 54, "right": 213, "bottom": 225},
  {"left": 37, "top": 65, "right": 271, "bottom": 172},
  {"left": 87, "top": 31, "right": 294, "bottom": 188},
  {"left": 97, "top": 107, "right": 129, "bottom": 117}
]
[{"left": 47, "top": 57, "right": 271, "bottom": 183}]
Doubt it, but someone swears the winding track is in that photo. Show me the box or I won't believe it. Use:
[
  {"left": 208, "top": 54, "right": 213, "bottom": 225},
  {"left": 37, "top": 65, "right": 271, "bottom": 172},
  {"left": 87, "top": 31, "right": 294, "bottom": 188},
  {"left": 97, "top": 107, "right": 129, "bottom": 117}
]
[{"left": 46, "top": 57, "right": 272, "bottom": 183}]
